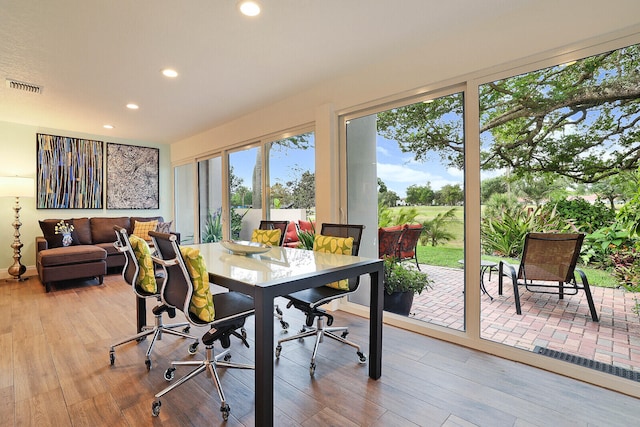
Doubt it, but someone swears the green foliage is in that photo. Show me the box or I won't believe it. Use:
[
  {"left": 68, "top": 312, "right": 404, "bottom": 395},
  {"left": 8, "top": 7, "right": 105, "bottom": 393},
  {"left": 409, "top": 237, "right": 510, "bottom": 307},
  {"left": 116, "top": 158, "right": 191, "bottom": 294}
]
[
  {"left": 434, "top": 184, "right": 463, "bottom": 206},
  {"left": 582, "top": 222, "right": 635, "bottom": 267},
  {"left": 483, "top": 192, "right": 520, "bottom": 219},
  {"left": 202, "top": 208, "right": 223, "bottom": 243},
  {"left": 377, "top": 45, "right": 640, "bottom": 182},
  {"left": 378, "top": 205, "right": 419, "bottom": 227},
  {"left": 420, "top": 207, "right": 456, "bottom": 246},
  {"left": 383, "top": 257, "right": 432, "bottom": 295},
  {"left": 481, "top": 175, "right": 508, "bottom": 203},
  {"left": 481, "top": 205, "right": 566, "bottom": 257},
  {"left": 405, "top": 184, "right": 434, "bottom": 205},
  {"left": 610, "top": 246, "right": 640, "bottom": 315},
  {"left": 231, "top": 209, "right": 247, "bottom": 240},
  {"left": 296, "top": 230, "right": 315, "bottom": 250},
  {"left": 617, "top": 172, "right": 640, "bottom": 237},
  {"left": 543, "top": 198, "right": 614, "bottom": 234}
]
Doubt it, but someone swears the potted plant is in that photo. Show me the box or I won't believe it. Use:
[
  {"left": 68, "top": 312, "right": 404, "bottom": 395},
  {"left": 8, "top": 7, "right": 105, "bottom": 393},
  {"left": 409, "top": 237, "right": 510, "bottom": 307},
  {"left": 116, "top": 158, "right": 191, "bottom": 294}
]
[{"left": 383, "top": 256, "right": 432, "bottom": 315}]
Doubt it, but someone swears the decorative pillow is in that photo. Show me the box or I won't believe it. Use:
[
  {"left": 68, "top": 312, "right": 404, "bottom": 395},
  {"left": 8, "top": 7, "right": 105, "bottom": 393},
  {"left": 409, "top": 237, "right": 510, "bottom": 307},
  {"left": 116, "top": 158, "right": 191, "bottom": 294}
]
[
  {"left": 313, "top": 234, "right": 354, "bottom": 290},
  {"left": 128, "top": 234, "right": 157, "bottom": 293},
  {"left": 251, "top": 228, "right": 281, "bottom": 246},
  {"left": 299, "top": 220, "right": 315, "bottom": 232},
  {"left": 132, "top": 220, "right": 159, "bottom": 242},
  {"left": 155, "top": 220, "right": 173, "bottom": 234},
  {"left": 180, "top": 246, "right": 215, "bottom": 322},
  {"left": 39, "top": 219, "right": 80, "bottom": 248}
]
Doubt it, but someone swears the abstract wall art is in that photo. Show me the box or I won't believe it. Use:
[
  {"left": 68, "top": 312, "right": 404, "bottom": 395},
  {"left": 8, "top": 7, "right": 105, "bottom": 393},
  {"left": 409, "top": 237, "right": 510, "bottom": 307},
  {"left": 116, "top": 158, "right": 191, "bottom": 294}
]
[
  {"left": 106, "top": 143, "right": 159, "bottom": 209},
  {"left": 36, "top": 133, "right": 103, "bottom": 209}
]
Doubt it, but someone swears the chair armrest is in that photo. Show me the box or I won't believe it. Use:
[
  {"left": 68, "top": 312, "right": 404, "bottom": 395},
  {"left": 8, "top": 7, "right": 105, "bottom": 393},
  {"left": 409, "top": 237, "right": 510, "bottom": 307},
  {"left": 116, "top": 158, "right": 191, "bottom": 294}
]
[
  {"left": 498, "top": 260, "right": 517, "bottom": 295},
  {"left": 170, "top": 232, "right": 181, "bottom": 245}
]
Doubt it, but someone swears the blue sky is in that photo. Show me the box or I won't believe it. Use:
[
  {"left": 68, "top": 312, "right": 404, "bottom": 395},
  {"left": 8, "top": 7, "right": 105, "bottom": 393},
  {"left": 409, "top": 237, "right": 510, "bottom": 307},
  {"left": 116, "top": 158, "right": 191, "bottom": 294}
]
[{"left": 229, "top": 135, "right": 467, "bottom": 199}]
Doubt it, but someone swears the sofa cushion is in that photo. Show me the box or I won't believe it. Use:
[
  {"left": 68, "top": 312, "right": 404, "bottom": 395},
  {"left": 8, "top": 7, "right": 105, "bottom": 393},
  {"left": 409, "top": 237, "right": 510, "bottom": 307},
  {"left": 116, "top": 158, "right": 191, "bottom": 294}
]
[
  {"left": 39, "top": 219, "right": 80, "bottom": 248},
  {"left": 38, "top": 245, "right": 107, "bottom": 267},
  {"left": 90, "top": 217, "right": 130, "bottom": 244},
  {"left": 156, "top": 220, "right": 173, "bottom": 233},
  {"left": 130, "top": 216, "right": 163, "bottom": 234},
  {"left": 299, "top": 220, "right": 315, "bottom": 232},
  {"left": 284, "top": 222, "right": 298, "bottom": 244},
  {"left": 71, "top": 217, "right": 92, "bottom": 244},
  {"left": 132, "top": 219, "right": 158, "bottom": 241}
]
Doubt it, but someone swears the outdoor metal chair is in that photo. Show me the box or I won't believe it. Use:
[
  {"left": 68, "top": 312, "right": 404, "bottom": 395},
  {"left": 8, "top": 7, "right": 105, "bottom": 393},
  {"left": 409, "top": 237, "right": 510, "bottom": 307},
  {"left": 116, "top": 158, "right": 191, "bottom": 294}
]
[{"left": 498, "top": 232, "right": 599, "bottom": 321}]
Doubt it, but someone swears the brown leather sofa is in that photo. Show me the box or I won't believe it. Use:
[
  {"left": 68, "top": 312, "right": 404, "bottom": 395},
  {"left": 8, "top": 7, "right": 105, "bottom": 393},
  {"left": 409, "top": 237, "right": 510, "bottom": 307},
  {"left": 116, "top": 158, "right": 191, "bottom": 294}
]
[{"left": 36, "top": 216, "right": 171, "bottom": 292}]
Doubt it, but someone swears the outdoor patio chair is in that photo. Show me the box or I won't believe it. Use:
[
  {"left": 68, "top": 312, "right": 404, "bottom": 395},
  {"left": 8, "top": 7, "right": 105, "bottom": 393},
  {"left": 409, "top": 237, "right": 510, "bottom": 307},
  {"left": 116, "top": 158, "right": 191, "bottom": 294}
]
[
  {"left": 396, "top": 224, "right": 424, "bottom": 270},
  {"left": 378, "top": 226, "right": 404, "bottom": 259},
  {"left": 498, "top": 232, "right": 599, "bottom": 321}
]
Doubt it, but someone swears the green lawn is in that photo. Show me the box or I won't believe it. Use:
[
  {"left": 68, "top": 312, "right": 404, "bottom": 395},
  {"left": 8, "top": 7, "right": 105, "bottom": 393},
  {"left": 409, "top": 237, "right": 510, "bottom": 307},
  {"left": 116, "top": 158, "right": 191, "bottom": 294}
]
[{"left": 401, "top": 206, "right": 619, "bottom": 289}]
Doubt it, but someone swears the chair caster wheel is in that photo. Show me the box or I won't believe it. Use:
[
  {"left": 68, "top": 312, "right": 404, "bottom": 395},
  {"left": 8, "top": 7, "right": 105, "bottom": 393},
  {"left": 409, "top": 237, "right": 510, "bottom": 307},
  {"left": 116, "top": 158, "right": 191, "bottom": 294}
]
[
  {"left": 280, "top": 321, "right": 289, "bottom": 330},
  {"left": 151, "top": 400, "right": 161, "bottom": 417},
  {"left": 164, "top": 367, "right": 176, "bottom": 381},
  {"left": 275, "top": 345, "right": 282, "bottom": 358},
  {"left": 188, "top": 341, "right": 199, "bottom": 355},
  {"left": 309, "top": 362, "right": 316, "bottom": 376},
  {"left": 241, "top": 327, "right": 247, "bottom": 340},
  {"left": 221, "top": 403, "right": 230, "bottom": 421},
  {"left": 357, "top": 351, "right": 367, "bottom": 364},
  {"left": 145, "top": 359, "right": 152, "bottom": 371},
  {"left": 224, "top": 353, "right": 232, "bottom": 362},
  {"left": 341, "top": 331, "right": 349, "bottom": 339},
  {"left": 182, "top": 326, "right": 190, "bottom": 334},
  {"left": 109, "top": 351, "right": 115, "bottom": 366}
]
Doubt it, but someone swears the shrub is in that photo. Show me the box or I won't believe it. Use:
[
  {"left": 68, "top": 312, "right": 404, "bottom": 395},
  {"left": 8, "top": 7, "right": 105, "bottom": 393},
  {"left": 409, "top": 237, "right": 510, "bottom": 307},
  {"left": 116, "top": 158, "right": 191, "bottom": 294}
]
[{"left": 543, "top": 198, "right": 614, "bottom": 234}]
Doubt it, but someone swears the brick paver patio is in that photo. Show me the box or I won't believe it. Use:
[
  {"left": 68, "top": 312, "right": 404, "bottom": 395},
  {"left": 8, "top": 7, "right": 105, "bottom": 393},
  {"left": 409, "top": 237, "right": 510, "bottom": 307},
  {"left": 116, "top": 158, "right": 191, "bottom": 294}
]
[{"left": 410, "top": 264, "right": 640, "bottom": 373}]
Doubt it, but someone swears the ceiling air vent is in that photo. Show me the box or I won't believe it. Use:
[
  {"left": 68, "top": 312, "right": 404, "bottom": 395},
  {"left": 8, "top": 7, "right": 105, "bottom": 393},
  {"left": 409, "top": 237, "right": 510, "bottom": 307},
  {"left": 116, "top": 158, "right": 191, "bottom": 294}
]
[{"left": 6, "top": 78, "right": 42, "bottom": 94}]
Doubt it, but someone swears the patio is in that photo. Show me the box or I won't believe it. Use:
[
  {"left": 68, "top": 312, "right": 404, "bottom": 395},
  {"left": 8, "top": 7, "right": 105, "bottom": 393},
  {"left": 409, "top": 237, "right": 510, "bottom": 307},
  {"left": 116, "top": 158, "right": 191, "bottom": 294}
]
[{"left": 410, "top": 264, "right": 640, "bottom": 374}]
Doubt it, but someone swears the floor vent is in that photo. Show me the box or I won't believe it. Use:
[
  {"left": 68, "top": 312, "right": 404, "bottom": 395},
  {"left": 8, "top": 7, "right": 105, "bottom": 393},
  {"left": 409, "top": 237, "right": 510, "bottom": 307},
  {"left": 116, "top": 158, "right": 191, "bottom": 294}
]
[
  {"left": 6, "top": 78, "right": 42, "bottom": 94},
  {"left": 533, "top": 346, "right": 640, "bottom": 382}
]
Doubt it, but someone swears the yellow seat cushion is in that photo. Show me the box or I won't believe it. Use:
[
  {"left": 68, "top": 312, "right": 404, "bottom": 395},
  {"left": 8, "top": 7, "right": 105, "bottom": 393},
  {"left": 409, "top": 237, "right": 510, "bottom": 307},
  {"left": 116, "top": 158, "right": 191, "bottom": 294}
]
[
  {"left": 132, "top": 220, "right": 159, "bottom": 242},
  {"left": 128, "top": 234, "right": 157, "bottom": 293},
  {"left": 180, "top": 246, "right": 215, "bottom": 322},
  {"left": 313, "top": 234, "right": 354, "bottom": 290},
  {"left": 251, "top": 228, "right": 281, "bottom": 246}
]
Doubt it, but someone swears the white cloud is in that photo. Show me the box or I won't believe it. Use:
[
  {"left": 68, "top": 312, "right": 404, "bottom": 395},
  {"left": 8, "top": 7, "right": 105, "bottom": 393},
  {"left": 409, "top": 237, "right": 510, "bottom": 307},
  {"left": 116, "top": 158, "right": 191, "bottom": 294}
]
[
  {"left": 378, "top": 162, "right": 461, "bottom": 196},
  {"left": 376, "top": 146, "right": 392, "bottom": 157}
]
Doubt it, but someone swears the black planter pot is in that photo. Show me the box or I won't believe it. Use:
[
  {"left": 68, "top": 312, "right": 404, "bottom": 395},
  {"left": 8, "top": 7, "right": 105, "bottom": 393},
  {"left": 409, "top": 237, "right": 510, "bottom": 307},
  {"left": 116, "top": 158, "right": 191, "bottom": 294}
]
[{"left": 383, "top": 291, "right": 415, "bottom": 316}]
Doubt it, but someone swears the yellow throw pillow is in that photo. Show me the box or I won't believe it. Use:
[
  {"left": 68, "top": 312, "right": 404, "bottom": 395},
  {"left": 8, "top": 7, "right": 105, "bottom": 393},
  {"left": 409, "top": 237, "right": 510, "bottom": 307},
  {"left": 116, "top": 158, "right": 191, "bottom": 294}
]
[
  {"left": 251, "top": 228, "right": 282, "bottom": 246},
  {"left": 132, "top": 220, "right": 159, "bottom": 242},
  {"left": 180, "top": 246, "right": 215, "bottom": 322},
  {"left": 128, "top": 234, "right": 157, "bottom": 293},
  {"left": 313, "top": 234, "right": 354, "bottom": 290}
]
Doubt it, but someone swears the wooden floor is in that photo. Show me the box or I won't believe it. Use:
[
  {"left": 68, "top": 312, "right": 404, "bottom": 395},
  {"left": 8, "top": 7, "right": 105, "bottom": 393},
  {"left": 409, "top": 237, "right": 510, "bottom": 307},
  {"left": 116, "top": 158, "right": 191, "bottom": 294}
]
[{"left": 1, "top": 273, "right": 637, "bottom": 427}]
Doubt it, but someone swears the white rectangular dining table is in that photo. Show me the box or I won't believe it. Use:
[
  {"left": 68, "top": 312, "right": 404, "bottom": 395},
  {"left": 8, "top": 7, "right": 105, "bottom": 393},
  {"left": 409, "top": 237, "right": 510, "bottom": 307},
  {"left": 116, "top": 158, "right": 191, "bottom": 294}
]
[{"left": 188, "top": 242, "right": 384, "bottom": 427}]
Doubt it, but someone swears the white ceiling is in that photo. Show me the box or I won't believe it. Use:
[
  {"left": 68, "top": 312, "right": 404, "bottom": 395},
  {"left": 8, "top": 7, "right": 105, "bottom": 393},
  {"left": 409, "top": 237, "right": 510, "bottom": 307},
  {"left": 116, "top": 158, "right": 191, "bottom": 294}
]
[{"left": 0, "top": 1, "right": 638, "bottom": 144}]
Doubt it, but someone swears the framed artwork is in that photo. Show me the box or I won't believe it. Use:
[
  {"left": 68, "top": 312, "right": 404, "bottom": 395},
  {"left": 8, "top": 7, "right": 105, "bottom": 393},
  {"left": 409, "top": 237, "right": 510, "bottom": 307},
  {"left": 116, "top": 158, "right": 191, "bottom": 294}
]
[
  {"left": 36, "top": 133, "right": 103, "bottom": 209},
  {"left": 106, "top": 143, "right": 159, "bottom": 209}
]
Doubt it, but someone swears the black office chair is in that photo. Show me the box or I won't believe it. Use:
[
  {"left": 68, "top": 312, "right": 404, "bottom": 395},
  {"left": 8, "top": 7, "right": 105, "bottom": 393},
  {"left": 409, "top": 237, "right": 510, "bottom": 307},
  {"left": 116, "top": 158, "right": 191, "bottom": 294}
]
[
  {"left": 257, "top": 220, "right": 291, "bottom": 329},
  {"left": 258, "top": 220, "right": 289, "bottom": 246},
  {"left": 275, "top": 223, "right": 367, "bottom": 376},
  {"left": 148, "top": 230, "right": 255, "bottom": 421},
  {"left": 109, "top": 226, "right": 198, "bottom": 370}
]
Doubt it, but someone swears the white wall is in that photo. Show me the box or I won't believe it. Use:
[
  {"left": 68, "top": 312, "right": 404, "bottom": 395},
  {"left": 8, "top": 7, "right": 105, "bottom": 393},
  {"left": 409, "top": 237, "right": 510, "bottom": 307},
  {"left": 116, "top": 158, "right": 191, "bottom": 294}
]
[{"left": 0, "top": 121, "right": 173, "bottom": 277}]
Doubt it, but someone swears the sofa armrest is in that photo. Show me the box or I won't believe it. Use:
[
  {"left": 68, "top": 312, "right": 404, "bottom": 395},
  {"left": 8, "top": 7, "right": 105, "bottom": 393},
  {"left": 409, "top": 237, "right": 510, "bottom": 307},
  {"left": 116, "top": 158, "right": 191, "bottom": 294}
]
[{"left": 36, "top": 236, "right": 49, "bottom": 252}]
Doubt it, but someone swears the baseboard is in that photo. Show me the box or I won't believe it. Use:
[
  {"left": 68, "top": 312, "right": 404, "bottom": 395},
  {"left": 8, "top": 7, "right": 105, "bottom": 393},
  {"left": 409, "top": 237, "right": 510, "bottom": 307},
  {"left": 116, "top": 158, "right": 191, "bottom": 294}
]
[{"left": 0, "top": 265, "right": 37, "bottom": 281}]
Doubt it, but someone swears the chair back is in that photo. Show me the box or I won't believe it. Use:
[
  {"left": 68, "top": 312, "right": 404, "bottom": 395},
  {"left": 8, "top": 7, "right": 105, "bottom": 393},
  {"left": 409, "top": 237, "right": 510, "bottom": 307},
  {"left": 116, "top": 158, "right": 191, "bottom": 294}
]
[
  {"left": 396, "top": 224, "right": 424, "bottom": 259},
  {"left": 320, "top": 223, "right": 365, "bottom": 291},
  {"left": 258, "top": 220, "right": 289, "bottom": 246},
  {"left": 378, "top": 226, "right": 403, "bottom": 258},
  {"left": 518, "top": 233, "right": 584, "bottom": 282},
  {"left": 148, "top": 230, "right": 194, "bottom": 319},
  {"left": 113, "top": 225, "right": 142, "bottom": 294}
]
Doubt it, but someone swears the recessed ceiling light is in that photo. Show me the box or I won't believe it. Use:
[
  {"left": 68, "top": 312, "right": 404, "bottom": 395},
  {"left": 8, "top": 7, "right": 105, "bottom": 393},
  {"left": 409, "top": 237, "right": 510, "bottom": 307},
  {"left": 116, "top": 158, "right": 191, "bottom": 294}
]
[
  {"left": 103, "top": 124, "right": 114, "bottom": 129},
  {"left": 238, "top": 0, "right": 261, "bottom": 16},
  {"left": 126, "top": 103, "right": 139, "bottom": 110},
  {"left": 162, "top": 68, "right": 178, "bottom": 78}
]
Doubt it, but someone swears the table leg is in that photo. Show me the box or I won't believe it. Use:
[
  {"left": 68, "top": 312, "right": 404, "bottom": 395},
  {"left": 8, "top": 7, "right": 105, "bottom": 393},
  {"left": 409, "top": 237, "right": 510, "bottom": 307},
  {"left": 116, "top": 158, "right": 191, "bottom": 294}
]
[
  {"left": 254, "top": 289, "right": 275, "bottom": 426},
  {"left": 480, "top": 265, "right": 494, "bottom": 300},
  {"left": 369, "top": 265, "right": 383, "bottom": 379}
]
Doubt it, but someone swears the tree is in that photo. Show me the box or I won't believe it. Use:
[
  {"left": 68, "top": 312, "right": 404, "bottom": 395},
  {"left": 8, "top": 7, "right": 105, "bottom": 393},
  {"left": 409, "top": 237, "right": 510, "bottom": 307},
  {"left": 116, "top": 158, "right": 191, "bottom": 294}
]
[
  {"left": 481, "top": 175, "right": 509, "bottom": 203},
  {"left": 288, "top": 170, "right": 315, "bottom": 209},
  {"left": 512, "top": 173, "right": 563, "bottom": 206},
  {"left": 591, "top": 171, "right": 638, "bottom": 210},
  {"left": 421, "top": 208, "right": 457, "bottom": 246},
  {"left": 379, "top": 190, "right": 399, "bottom": 207},
  {"left": 435, "top": 184, "right": 463, "bottom": 206},
  {"left": 377, "top": 44, "right": 640, "bottom": 183},
  {"left": 405, "top": 184, "right": 434, "bottom": 206}
]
